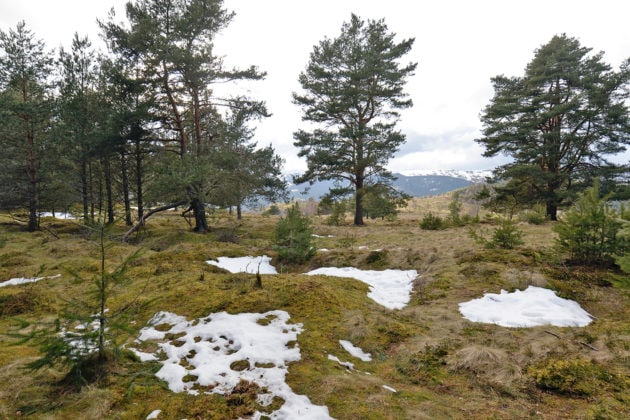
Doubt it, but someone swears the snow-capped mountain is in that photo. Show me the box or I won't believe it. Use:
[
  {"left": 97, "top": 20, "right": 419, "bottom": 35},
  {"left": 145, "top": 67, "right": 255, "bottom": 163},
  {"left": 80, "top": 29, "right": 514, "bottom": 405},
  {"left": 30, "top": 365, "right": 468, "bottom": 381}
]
[
  {"left": 286, "top": 169, "right": 491, "bottom": 199},
  {"left": 399, "top": 169, "right": 493, "bottom": 183}
]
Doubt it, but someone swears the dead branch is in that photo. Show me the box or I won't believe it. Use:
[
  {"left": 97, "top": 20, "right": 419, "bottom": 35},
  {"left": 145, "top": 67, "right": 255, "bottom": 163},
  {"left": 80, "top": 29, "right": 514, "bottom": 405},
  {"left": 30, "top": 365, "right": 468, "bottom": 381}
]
[
  {"left": 577, "top": 341, "right": 599, "bottom": 351},
  {"left": 122, "top": 201, "right": 187, "bottom": 242},
  {"left": 544, "top": 330, "right": 562, "bottom": 339}
]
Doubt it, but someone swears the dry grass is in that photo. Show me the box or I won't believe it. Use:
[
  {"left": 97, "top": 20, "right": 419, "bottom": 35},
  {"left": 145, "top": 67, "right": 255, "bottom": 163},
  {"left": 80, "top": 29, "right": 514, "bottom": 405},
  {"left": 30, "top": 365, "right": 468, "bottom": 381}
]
[{"left": 0, "top": 193, "right": 629, "bottom": 419}]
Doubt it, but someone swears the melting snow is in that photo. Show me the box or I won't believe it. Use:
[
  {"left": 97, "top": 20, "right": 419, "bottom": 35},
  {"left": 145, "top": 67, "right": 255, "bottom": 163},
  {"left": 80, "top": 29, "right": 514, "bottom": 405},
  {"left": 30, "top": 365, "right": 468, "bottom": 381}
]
[
  {"left": 339, "top": 340, "right": 371, "bottom": 362},
  {"left": 305, "top": 267, "right": 417, "bottom": 310},
  {"left": 327, "top": 354, "right": 354, "bottom": 370},
  {"left": 459, "top": 286, "right": 593, "bottom": 328},
  {"left": 146, "top": 409, "right": 161, "bottom": 419},
  {"left": 39, "top": 212, "right": 75, "bottom": 219},
  {"left": 132, "top": 310, "right": 332, "bottom": 419},
  {"left": 0, "top": 274, "right": 61, "bottom": 288},
  {"left": 206, "top": 255, "right": 277, "bottom": 274}
]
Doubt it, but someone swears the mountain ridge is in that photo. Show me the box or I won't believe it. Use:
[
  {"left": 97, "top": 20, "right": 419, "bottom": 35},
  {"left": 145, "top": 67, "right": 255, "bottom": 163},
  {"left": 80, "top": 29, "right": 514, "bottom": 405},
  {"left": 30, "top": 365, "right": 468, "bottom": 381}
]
[{"left": 287, "top": 169, "right": 491, "bottom": 199}]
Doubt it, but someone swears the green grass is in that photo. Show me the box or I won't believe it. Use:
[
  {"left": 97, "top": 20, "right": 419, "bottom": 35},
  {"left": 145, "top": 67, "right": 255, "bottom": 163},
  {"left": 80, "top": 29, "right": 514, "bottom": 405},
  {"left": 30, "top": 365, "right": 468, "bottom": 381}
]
[{"left": 0, "top": 198, "right": 629, "bottom": 419}]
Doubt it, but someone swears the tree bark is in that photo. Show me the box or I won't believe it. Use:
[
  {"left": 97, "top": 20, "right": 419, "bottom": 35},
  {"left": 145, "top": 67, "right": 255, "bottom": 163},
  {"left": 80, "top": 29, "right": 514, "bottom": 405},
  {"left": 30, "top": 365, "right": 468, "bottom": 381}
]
[
  {"left": 354, "top": 177, "right": 365, "bottom": 226},
  {"left": 135, "top": 138, "right": 144, "bottom": 221},
  {"left": 120, "top": 152, "right": 132, "bottom": 226},
  {"left": 103, "top": 156, "right": 114, "bottom": 224},
  {"left": 191, "top": 197, "right": 208, "bottom": 233}
]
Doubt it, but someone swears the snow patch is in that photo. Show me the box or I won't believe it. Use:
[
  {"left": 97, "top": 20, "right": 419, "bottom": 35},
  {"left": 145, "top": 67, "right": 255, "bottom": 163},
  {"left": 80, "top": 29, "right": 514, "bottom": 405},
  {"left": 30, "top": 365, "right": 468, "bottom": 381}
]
[
  {"left": 206, "top": 255, "right": 277, "bottom": 274},
  {"left": 146, "top": 409, "right": 161, "bottom": 419},
  {"left": 132, "top": 310, "right": 332, "bottom": 419},
  {"left": 339, "top": 340, "right": 371, "bottom": 362},
  {"left": 0, "top": 274, "right": 61, "bottom": 287},
  {"left": 305, "top": 267, "right": 417, "bottom": 310},
  {"left": 459, "top": 286, "right": 593, "bottom": 328}
]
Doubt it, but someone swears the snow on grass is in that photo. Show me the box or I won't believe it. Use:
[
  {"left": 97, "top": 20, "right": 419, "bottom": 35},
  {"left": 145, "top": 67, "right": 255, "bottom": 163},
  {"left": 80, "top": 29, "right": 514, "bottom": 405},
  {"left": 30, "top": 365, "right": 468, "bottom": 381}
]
[
  {"left": 206, "top": 255, "right": 277, "bottom": 274},
  {"left": 459, "top": 286, "right": 593, "bottom": 328},
  {"left": 0, "top": 274, "right": 61, "bottom": 288},
  {"left": 39, "top": 211, "right": 75, "bottom": 219},
  {"left": 132, "top": 310, "right": 332, "bottom": 419},
  {"left": 305, "top": 267, "right": 418, "bottom": 310},
  {"left": 146, "top": 409, "right": 161, "bottom": 419},
  {"left": 327, "top": 354, "right": 354, "bottom": 370},
  {"left": 339, "top": 340, "right": 371, "bottom": 362}
]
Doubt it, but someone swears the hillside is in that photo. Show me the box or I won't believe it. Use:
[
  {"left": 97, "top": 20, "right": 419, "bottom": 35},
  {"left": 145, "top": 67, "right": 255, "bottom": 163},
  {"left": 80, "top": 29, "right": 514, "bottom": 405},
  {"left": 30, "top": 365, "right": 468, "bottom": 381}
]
[
  {"left": 0, "top": 199, "right": 628, "bottom": 419},
  {"left": 289, "top": 170, "right": 490, "bottom": 200}
]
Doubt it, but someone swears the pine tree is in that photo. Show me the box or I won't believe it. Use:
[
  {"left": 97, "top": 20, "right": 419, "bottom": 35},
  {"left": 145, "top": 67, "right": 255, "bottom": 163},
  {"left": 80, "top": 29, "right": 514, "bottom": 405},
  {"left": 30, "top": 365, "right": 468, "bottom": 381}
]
[
  {"left": 477, "top": 34, "right": 630, "bottom": 220},
  {"left": 293, "top": 14, "right": 416, "bottom": 225},
  {"left": 0, "top": 22, "right": 55, "bottom": 231}
]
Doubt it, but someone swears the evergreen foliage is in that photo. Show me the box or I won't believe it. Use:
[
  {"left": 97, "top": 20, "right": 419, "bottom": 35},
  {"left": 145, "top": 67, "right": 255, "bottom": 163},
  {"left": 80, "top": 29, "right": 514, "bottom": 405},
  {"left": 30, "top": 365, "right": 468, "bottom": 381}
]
[
  {"left": 477, "top": 34, "right": 630, "bottom": 220},
  {"left": 293, "top": 14, "right": 416, "bottom": 225},
  {"left": 273, "top": 203, "right": 315, "bottom": 264},
  {"left": 554, "top": 181, "right": 628, "bottom": 266},
  {"left": 11, "top": 223, "right": 144, "bottom": 385},
  {"left": 469, "top": 219, "right": 524, "bottom": 249},
  {"left": 420, "top": 212, "right": 445, "bottom": 230},
  {"left": 0, "top": 22, "right": 55, "bottom": 231},
  {"left": 363, "top": 185, "right": 410, "bottom": 220}
]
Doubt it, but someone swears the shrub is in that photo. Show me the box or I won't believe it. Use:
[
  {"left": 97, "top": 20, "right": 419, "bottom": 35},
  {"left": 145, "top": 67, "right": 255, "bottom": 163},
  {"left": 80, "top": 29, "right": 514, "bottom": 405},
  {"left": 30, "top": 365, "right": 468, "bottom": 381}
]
[
  {"left": 262, "top": 204, "right": 281, "bottom": 216},
  {"left": 528, "top": 358, "right": 613, "bottom": 396},
  {"left": 420, "top": 212, "right": 445, "bottom": 230},
  {"left": 273, "top": 203, "right": 315, "bottom": 264},
  {"left": 491, "top": 219, "right": 524, "bottom": 249},
  {"left": 469, "top": 219, "right": 523, "bottom": 249},
  {"left": 326, "top": 201, "right": 347, "bottom": 226},
  {"left": 554, "top": 181, "right": 627, "bottom": 266},
  {"left": 397, "top": 343, "right": 449, "bottom": 384},
  {"left": 522, "top": 206, "right": 547, "bottom": 225}
]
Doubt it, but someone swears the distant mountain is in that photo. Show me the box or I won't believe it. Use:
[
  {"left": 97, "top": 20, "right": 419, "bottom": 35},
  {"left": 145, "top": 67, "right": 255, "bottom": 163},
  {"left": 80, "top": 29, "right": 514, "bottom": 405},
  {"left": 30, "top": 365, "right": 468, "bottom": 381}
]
[
  {"left": 400, "top": 169, "right": 493, "bottom": 183},
  {"left": 287, "top": 170, "right": 491, "bottom": 199}
]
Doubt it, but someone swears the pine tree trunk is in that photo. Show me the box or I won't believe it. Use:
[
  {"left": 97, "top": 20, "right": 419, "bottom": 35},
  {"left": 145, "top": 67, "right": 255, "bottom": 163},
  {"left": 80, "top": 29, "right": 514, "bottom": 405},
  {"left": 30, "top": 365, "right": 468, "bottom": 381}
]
[
  {"left": 135, "top": 139, "right": 144, "bottom": 221},
  {"left": 354, "top": 177, "right": 365, "bottom": 226},
  {"left": 81, "top": 160, "right": 89, "bottom": 223},
  {"left": 103, "top": 157, "right": 114, "bottom": 224},
  {"left": 120, "top": 152, "right": 132, "bottom": 226},
  {"left": 547, "top": 202, "right": 558, "bottom": 221},
  {"left": 191, "top": 197, "right": 208, "bottom": 233}
]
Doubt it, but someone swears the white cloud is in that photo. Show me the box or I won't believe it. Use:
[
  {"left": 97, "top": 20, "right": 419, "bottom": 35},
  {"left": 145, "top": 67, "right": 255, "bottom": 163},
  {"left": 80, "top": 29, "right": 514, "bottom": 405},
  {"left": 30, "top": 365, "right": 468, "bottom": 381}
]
[{"left": 3, "top": 0, "right": 629, "bottom": 172}]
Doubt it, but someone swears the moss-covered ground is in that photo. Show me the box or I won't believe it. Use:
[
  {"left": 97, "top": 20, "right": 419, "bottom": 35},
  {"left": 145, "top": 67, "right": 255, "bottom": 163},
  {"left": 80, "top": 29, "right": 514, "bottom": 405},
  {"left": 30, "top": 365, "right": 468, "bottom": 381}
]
[{"left": 0, "top": 196, "right": 628, "bottom": 419}]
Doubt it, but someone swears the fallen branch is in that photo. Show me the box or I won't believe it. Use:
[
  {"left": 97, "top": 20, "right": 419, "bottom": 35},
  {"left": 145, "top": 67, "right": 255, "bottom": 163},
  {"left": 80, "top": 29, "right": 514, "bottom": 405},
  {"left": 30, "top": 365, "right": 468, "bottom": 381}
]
[
  {"left": 544, "top": 330, "right": 562, "bottom": 339},
  {"left": 122, "top": 201, "right": 187, "bottom": 242},
  {"left": 544, "top": 330, "right": 599, "bottom": 351},
  {"left": 578, "top": 341, "right": 599, "bottom": 351}
]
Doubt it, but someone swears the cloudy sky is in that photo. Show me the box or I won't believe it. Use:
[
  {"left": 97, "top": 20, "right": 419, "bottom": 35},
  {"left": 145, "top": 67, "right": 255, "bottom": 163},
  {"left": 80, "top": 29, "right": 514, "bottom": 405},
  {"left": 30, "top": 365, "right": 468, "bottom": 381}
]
[{"left": 2, "top": 0, "right": 630, "bottom": 173}]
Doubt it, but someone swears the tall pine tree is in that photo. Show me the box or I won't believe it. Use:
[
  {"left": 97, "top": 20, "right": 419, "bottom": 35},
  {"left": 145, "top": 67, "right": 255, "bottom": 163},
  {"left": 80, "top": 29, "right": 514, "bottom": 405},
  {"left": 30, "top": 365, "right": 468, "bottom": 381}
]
[
  {"left": 477, "top": 34, "right": 630, "bottom": 220},
  {"left": 0, "top": 22, "right": 55, "bottom": 231},
  {"left": 293, "top": 14, "right": 416, "bottom": 225}
]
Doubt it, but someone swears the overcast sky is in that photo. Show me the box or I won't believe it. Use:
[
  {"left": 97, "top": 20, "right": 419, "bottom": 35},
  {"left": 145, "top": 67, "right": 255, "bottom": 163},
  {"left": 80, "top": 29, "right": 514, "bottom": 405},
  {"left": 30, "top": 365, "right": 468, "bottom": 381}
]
[{"left": 2, "top": 0, "right": 630, "bottom": 173}]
